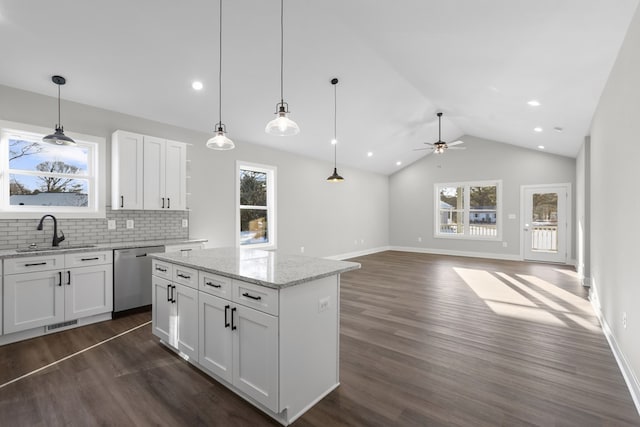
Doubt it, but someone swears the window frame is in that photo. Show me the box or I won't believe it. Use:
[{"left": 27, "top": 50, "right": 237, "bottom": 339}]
[
  {"left": 236, "top": 161, "right": 277, "bottom": 250},
  {"left": 434, "top": 180, "right": 502, "bottom": 241},
  {"left": 0, "top": 120, "right": 106, "bottom": 219}
]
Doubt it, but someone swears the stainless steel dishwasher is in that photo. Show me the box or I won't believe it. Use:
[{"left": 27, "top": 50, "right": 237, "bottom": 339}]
[{"left": 113, "top": 246, "right": 165, "bottom": 313}]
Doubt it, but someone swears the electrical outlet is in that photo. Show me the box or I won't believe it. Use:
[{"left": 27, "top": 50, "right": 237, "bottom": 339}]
[
  {"left": 182, "top": 219, "right": 188, "bottom": 228},
  {"left": 126, "top": 219, "right": 134, "bottom": 229},
  {"left": 300, "top": 246, "right": 305, "bottom": 254},
  {"left": 319, "top": 297, "right": 330, "bottom": 313},
  {"left": 623, "top": 312, "right": 627, "bottom": 329},
  {"left": 418, "top": 237, "right": 422, "bottom": 242},
  {"left": 107, "top": 220, "right": 116, "bottom": 230}
]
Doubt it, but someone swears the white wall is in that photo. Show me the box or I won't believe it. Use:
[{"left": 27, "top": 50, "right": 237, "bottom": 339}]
[
  {"left": 0, "top": 84, "right": 389, "bottom": 258},
  {"left": 576, "top": 137, "right": 591, "bottom": 285},
  {"left": 589, "top": 4, "right": 640, "bottom": 407},
  {"left": 389, "top": 135, "right": 576, "bottom": 260}
]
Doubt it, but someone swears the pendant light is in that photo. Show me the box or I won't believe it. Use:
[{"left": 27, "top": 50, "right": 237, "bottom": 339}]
[
  {"left": 265, "top": 0, "right": 299, "bottom": 136},
  {"left": 43, "top": 75, "right": 76, "bottom": 146},
  {"left": 326, "top": 78, "right": 344, "bottom": 182},
  {"left": 206, "top": 0, "right": 235, "bottom": 150}
]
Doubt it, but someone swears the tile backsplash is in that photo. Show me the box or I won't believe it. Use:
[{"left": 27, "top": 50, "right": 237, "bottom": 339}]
[{"left": 0, "top": 208, "right": 188, "bottom": 250}]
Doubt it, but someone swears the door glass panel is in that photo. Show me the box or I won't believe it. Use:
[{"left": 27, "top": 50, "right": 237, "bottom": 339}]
[{"left": 531, "top": 193, "right": 558, "bottom": 252}]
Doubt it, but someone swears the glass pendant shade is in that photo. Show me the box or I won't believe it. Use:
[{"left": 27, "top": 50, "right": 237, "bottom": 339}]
[
  {"left": 265, "top": 104, "right": 299, "bottom": 136},
  {"left": 43, "top": 75, "right": 76, "bottom": 146},
  {"left": 206, "top": 124, "right": 235, "bottom": 150}
]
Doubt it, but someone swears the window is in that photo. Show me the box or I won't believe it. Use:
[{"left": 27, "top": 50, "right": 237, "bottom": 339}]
[
  {"left": 0, "top": 120, "right": 105, "bottom": 218},
  {"left": 237, "top": 161, "right": 276, "bottom": 249},
  {"left": 435, "top": 180, "right": 501, "bottom": 239}
]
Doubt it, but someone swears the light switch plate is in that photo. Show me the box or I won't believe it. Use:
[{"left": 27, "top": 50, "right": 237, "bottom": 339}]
[
  {"left": 182, "top": 219, "right": 188, "bottom": 228},
  {"left": 126, "top": 219, "right": 134, "bottom": 229}
]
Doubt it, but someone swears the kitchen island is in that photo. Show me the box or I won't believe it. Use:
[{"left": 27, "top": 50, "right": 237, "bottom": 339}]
[{"left": 150, "top": 247, "right": 360, "bottom": 426}]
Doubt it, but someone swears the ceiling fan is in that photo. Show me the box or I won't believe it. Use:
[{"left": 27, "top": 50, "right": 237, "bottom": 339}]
[{"left": 414, "top": 112, "right": 465, "bottom": 154}]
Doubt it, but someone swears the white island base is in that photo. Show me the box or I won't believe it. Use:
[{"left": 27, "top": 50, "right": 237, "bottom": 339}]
[{"left": 151, "top": 252, "right": 352, "bottom": 426}]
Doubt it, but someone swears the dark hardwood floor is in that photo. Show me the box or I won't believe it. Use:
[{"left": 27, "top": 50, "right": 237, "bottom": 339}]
[{"left": 1, "top": 251, "right": 638, "bottom": 426}]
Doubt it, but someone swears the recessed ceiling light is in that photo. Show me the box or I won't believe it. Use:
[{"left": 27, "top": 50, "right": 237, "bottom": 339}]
[
  {"left": 527, "top": 100, "right": 540, "bottom": 107},
  {"left": 192, "top": 81, "right": 203, "bottom": 91},
  {"left": 554, "top": 127, "right": 564, "bottom": 132},
  {"left": 396, "top": 161, "right": 402, "bottom": 166},
  {"left": 367, "top": 151, "right": 373, "bottom": 157},
  {"left": 534, "top": 127, "right": 543, "bottom": 132},
  {"left": 538, "top": 145, "right": 545, "bottom": 150}
]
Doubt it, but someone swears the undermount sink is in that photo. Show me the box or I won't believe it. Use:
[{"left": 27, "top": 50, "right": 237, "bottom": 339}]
[{"left": 16, "top": 244, "right": 97, "bottom": 253}]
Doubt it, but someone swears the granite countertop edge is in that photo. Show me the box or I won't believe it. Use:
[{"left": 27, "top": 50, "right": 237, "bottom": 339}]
[
  {"left": 150, "top": 252, "right": 361, "bottom": 289},
  {"left": 0, "top": 239, "right": 208, "bottom": 259}
]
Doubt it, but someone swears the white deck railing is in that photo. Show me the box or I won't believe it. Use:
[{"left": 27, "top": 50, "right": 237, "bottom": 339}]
[{"left": 531, "top": 225, "right": 558, "bottom": 251}]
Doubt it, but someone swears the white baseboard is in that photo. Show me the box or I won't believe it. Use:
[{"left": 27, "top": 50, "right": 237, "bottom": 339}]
[
  {"left": 325, "top": 246, "right": 391, "bottom": 261},
  {"left": 590, "top": 281, "right": 640, "bottom": 416},
  {"left": 389, "top": 245, "right": 523, "bottom": 262}
]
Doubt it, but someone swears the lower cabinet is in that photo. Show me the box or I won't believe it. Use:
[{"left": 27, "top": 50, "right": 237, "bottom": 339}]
[
  {"left": 152, "top": 276, "right": 199, "bottom": 360},
  {"left": 199, "top": 292, "right": 279, "bottom": 411},
  {"left": 2, "top": 252, "right": 113, "bottom": 335}
]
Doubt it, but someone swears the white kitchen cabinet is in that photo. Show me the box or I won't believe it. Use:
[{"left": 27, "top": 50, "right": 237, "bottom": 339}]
[
  {"left": 2, "top": 251, "right": 113, "bottom": 336},
  {"left": 199, "top": 288, "right": 278, "bottom": 411},
  {"left": 112, "top": 130, "right": 144, "bottom": 210},
  {"left": 3, "top": 270, "right": 64, "bottom": 334},
  {"left": 143, "top": 137, "right": 186, "bottom": 210},
  {"left": 152, "top": 275, "right": 199, "bottom": 360}
]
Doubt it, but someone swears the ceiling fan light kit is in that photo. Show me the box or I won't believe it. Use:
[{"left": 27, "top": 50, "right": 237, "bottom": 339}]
[
  {"left": 265, "top": 0, "right": 299, "bottom": 136},
  {"left": 207, "top": 0, "right": 235, "bottom": 150},
  {"left": 414, "top": 112, "right": 465, "bottom": 155},
  {"left": 327, "top": 77, "right": 344, "bottom": 182},
  {"left": 42, "top": 75, "right": 76, "bottom": 146}
]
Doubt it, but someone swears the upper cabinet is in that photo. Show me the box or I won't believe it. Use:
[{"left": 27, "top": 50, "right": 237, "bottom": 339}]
[{"left": 112, "top": 130, "right": 187, "bottom": 211}]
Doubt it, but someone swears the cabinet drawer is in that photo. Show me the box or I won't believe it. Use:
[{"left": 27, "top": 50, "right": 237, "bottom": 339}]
[
  {"left": 152, "top": 259, "right": 173, "bottom": 279},
  {"left": 232, "top": 281, "right": 279, "bottom": 316},
  {"left": 173, "top": 264, "right": 198, "bottom": 288},
  {"left": 200, "top": 272, "right": 231, "bottom": 299},
  {"left": 164, "top": 243, "right": 204, "bottom": 254},
  {"left": 65, "top": 251, "right": 113, "bottom": 268},
  {"left": 4, "top": 254, "right": 65, "bottom": 275}
]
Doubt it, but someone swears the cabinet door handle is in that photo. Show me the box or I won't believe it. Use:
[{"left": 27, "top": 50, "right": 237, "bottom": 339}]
[
  {"left": 177, "top": 273, "right": 191, "bottom": 279},
  {"left": 231, "top": 307, "right": 237, "bottom": 330},
  {"left": 120, "top": 195, "right": 124, "bottom": 208},
  {"left": 162, "top": 197, "right": 165, "bottom": 209},
  {"left": 206, "top": 281, "right": 222, "bottom": 289},
  {"left": 156, "top": 266, "right": 167, "bottom": 272},
  {"left": 171, "top": 285, "right": 176, "bottom": 303},
  {"left": 58, "top": 271, "right": 62, "bottom": 287},
  {"left": 66, "top": 270, "right": 71, "bottom": 285},
  {"left": 81, "top": 257, "right": 100, "bottom": 261},
  {"left": 166, "top": 284, "right": 171, "bottom": 302},
  {"left": 25, "top": 262, "right": 47, "bottom": 267},
  {"left": 242, "top": 292, "right": 262, "bottom": 301},
  {"left": 135, "top": 253, "right": 147, "bottom": 258},
  {"left": 224, "top": 305, "right": 230, "bottom": 328},
  {"left": 167, "top": 198, "right": 170, "bottom": 209}
]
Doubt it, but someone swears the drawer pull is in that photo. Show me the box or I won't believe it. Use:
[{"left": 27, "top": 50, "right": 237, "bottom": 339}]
[
  {"left": 242, "top": 292, "right": 262, "bottom": 301},
  {"left": 177, "top": 273, "right": 191, "bottom": 279},
  {"left": 206, "top": 281, "right": 222, "bottom": 288},
  {"left": 25, "top": 262, "right": 47, "bottom": 267},
  {"left": 155, "top": 266, "right": 167, "bottom": 272},
  {"left": 81, "top": 257, "right": 100, "bottom": 261},
  {"left": 180, "top": 248, "right": 192, "bottom": 252},
  {"left": 135, "top": 253, "right": 147, "bottom": 258}
]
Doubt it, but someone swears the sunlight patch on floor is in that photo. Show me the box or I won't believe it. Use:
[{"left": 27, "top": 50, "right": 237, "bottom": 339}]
[
  {"left": 516, "top": 274, "right": 592, "bottom": 315},
  {"left": 554, "top": 268, "right": 579, "bottom": 279},
  {"left": 495, "top": 272, "right": 568, "bottom": 312},
  {"left": 453, "top": 268, "right": 535, "bottom": 307},
  {"left": 484, "top": 301, "right": 567, "bottom": 326}
]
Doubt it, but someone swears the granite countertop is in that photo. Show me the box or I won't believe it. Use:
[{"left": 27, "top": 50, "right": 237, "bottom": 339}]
[
  {"left": 151, "top": 247, "right": 361, "bottom": 289},
  {"left": 0, "top": 238, "right": 207, "bottom": 259}
]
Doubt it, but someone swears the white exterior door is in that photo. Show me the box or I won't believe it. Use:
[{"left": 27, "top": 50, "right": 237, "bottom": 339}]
[
  {"left": 522, "top": 184, "right": 570, "bottom": 263},
  {"left": 3, "top": 270, "right": 64, "bottom": 333},
  {"left": 233, "top": 305, "right": 279, "bottom": 412},
  {"left": 199, "top": 292, "right": 233, "bottom": 382},
  {"left": 65, "top": 265, "right": 113, "bottom": 321},
  {"left": 152, "top": 276, "right": 173, "bottom": 344},
  {"left": 175, "top": 283, "right": 198, "bottom": 360}
]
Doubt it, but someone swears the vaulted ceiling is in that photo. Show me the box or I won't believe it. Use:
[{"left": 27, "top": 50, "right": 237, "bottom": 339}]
[{"left": 0, "top": 0, "right": 637, "bottom": 174}]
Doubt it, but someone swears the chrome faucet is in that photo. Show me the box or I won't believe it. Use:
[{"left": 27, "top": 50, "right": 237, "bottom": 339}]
[{"left": 37, "top": 214, "right": 65, "bottom": 247}]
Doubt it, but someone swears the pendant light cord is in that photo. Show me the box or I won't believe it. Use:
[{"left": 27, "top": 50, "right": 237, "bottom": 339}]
[
  {"left": 218, "top": 0, "right": 223, "bottom": 126},
  {"left": 280, "top": 0, "right": 284, "bottom": 103},
  {"left": 57, "top": 84, "right": 61, "bottom": 127},
  {"left": 333, "top": 82, "right": 337, "bottom": 167}
]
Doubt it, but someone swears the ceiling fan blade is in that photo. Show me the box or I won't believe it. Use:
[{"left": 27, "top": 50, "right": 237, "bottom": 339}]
[
  {"left": 448, "top": 140, "right": 464, "bottom": 146},
  {"left": 447, "top": 146, "right": 466, "bottom": 150}
]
